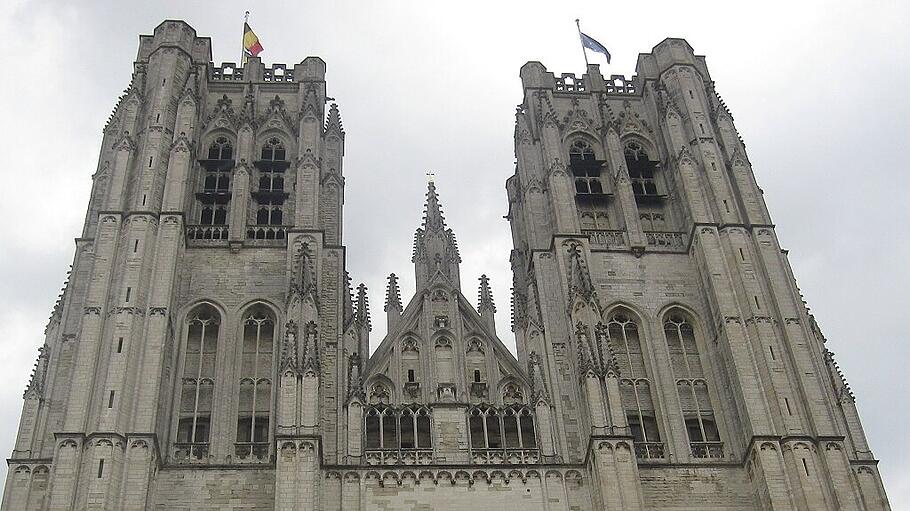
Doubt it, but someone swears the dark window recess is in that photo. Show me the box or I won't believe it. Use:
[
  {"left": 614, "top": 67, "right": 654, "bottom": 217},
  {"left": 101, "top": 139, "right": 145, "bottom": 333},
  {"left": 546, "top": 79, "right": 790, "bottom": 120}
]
[
  {"left": 177, "top": 416, "right": 211, "bottom": 444},
  {"left": 569, "top": 140, "right": 605, "bottom": 195},
  {"left": 97, "top": 459, "right": 104, "bottom": 478},
  {"left": 364, "top": 405, "right": 432, "bottom": 450},
  {"left": 685, "top": 416, "right": 720, "bottom": 443},
  {"left": 624, "top": 141, "right": 660, "bottom": 197},
  {"left": 207, "top": 137, "right": 233, "bottom": 160},
  {"left": 108, "top": 391, "right": 115, "bottom": 408},
  {"left": 407, "top": 369, "right": 416, "bottom": 383},
  {"left": 117, "top": 337, "right": 123, "bottom": 353},
  {"left": 474, "top": 369, "right": 481, "bottom": 383},
  {"left": 236, "top": 416, "right": 270, "bottom": 443},
  {"left": 628, "top": 414, "right": 661, "bottom": 443}
]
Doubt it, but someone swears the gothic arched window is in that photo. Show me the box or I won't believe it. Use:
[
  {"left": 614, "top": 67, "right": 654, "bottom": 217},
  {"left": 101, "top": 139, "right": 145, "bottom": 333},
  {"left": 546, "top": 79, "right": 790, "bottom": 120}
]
[
  {"left": 207, "top": 136, "right": 234, "bottom": 160},
  {"left": 664, "top": 310, "right": 723, "bottom": 459},
  {"left": 606, "top": 310, "right": 663, "bottom": 459},
  {"left": 570, "top": 139, "right": 610, "bottom": 231},
  {"left": 569, "top": 140, "right": 603, "bottom": 195},
  {"left": 174, "top": 305, "right": 220, "bottom": 461},
  {"left": 624, "top": 141, "right": 658, "bottom": 197},
  {"left": 195, "top": 137, "right": 233, "bottom": 238},
  {"left": 235, "top": 307, "right": 275, "bottom": 462},
  {"left": 260, "top": 137, "right": 286, "bottom": 162}
]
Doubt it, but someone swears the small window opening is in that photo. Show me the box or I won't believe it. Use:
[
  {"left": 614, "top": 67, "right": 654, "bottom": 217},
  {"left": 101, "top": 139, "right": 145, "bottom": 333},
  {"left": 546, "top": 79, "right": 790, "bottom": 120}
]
[
  {"left": 117, "top": 337, "right": 123, "bottom": 353},
  {"left": 802, "top": 458, "right": 810, "bottom": 476},
  {"left": 723, "top": 200, "right": 730, "bottom": 213},
  {"left": 155, "top": 113, "right": 160, "bottom": 123},
  {"left": 407, "top": 369, "right": 415, "bottom": 383},
  {"left": 148, "top": 156, "right": 153, "bottom": 168},
  {"left": 108, "top": 391, "right": 115, "bottom": 408},
  {"left": 768, "top": 345, "right": 775, "bottom": 360},
  {"left": 97, "top": 459, "right": 104, "bottom": 478},
  {"left": 142, "top": 194, "right": 147, "bottom": 206},
  {"left": 699, "top": 124, "right": 706, "bottom": 135},
  {"left": 739, "top": 248, "right": 745, "bottom": 261},
  {"left": 754, "top": 296, "right": 760, "bottom": 309},
  {"left": 125, "top": 287, "right": 131, "bottom": 303},
  {"left": 474, "top": 369, "right": 481, "bottom": 383},
  {"left": 784, "top": 397, "right": 793, "bottom": 416},
  {"left": 162, "top": 78, "right": 166, "bottom": 86},
  {"left": 133, "top": 240, "right": 139, "bottom": 253},
  {"left": 689, "top": 90, "right": 694, "bottom": 99}
]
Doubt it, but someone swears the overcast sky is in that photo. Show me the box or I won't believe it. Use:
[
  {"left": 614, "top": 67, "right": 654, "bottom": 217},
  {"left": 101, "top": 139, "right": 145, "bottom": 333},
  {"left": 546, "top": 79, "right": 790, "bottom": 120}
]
[{"left": 0, "top": 0, "right": 907, "bottom": 505}]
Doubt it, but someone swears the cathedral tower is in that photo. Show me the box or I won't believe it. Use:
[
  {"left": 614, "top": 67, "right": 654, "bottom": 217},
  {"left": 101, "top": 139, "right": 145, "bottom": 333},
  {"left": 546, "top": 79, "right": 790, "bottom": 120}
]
[{"left": 2, "top": 22, "right": 890, "bottom": 510}]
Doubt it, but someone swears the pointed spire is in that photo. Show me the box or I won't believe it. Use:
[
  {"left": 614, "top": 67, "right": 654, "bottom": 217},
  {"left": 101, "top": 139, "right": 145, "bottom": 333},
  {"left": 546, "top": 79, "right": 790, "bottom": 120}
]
[
  {"left": 423, "top": 179, "right": 447, "bottom": 233},
  {"left": 413, "top": 179, "right": 462, "bottom": 290},
  {"left": 355, "top": 283, "right": 371, "bottom": 331},
  {"left": 385, "top": 273, "right": 402, "bottom": 332},
  {"left": 325, "top": 103, "right": 344, "bottom": 134},
  {"left": 478, "top": 274, "right": 496, "bottom": 333}
]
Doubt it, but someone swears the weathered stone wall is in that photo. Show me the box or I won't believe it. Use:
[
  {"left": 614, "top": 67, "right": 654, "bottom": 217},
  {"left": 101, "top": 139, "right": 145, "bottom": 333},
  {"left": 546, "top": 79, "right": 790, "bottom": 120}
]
[{"left": 151, "top": 468, "right": 275, "bottom": 510}]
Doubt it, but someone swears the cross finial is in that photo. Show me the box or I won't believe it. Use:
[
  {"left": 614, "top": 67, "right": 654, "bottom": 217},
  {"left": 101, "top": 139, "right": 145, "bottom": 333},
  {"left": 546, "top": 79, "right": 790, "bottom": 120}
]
[{"left": 426, "top": 172, "right": 435, "bottom": 184}]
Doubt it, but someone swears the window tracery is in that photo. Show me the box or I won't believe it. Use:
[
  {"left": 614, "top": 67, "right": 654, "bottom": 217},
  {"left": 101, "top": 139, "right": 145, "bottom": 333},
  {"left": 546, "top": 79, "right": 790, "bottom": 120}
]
[
  {"left": 364, "top": 405, "right": 432, "bottom": 451},
  {"left": 468, "top": 405, "right": 538, "bottom": 464},
  {"left": 664, "top": 310, "right": 723, "bottom": 458},
  {"left": 174, "top": 305, "right": 219, "bottom": 462},
  {"left": 235, "top": 307, "right": 275, "bottom": 462},
  {"left": 606, "top": 309, "right": 664, "bottom": 459}
]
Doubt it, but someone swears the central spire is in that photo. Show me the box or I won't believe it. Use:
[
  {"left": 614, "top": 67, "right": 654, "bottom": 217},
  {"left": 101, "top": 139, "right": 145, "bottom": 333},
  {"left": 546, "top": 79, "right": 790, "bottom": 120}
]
[{"left": 412, "top": 180, "right": 461, "bottom": 291}]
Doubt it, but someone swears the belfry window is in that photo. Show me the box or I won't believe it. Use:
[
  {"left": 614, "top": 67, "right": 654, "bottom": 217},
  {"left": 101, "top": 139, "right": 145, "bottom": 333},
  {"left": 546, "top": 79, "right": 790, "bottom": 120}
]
[
  {"left": 624, "top": 141, "right": 660, "bottom": 197},
  {"left": 193, "top": 137, "right": 234, "bottom": 238},
  {"left": 570, "top": 139, "right": 611, "bottom": 231},
  {"left": 606, "top": 310, "right": 664, "bottom": 459},
  {"left": 174, "top": 306, "right": 219, "bottom": 462},
  {"left": 207, "top": 136, "right": 233, "bottom": 160},
  {"left": 250, "top": 137, "right": 289, "bottom": 240},
  {"left": 569, "top": 140, "right": 603, "bottom": 195},
  {"left": 664, "top": 311, "right": 724, "bottom": 459},
  {"left": 235, "top": 307, "right": 274, "bottom": 463}
]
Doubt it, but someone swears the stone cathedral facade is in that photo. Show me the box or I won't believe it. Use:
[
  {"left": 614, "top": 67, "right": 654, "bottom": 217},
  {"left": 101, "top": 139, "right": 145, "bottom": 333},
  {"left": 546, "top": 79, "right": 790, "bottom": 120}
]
[{"left": 2, "top": 19, "right": 891, "bottom": 511}]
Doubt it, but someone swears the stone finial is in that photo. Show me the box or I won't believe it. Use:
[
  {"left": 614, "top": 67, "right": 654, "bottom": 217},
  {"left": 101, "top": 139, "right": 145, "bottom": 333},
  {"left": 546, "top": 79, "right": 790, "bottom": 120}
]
[
  {"left": 478, "top": 274, "right": 496, "bottom": 334},
  {"left": 325, "top": 103, "right": 344, "bottom": 134},
  {"left": 354, "top": 283, "right": 371, "bottom": 331},
  {"left": 385, "top": 273, "right": 402, "bottom": 313},
  {"left": 385, "top": 273, "right": 402, "bottom": 332}
]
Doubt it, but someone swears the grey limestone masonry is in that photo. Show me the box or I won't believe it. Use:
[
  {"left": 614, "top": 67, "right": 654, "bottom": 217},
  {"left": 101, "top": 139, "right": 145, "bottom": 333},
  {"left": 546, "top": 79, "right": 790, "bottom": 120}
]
[{"left": 1, "top": 19, "right": 891, "bottom": 511}]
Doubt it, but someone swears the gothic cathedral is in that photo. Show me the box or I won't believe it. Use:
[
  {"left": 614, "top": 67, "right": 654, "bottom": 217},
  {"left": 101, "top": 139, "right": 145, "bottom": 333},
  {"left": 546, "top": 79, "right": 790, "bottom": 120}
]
[{"left": 2, "top": 20, "right": 891, "bottom": 510}]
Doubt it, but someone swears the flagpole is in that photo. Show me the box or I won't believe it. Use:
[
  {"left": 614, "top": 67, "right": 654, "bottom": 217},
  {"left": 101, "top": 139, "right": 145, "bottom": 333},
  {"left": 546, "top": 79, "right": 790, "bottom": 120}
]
[
  {"left": 241, "top": 11, "right": 250, "bottom": 65},
  {"left": 575, "top": 19, "right": 590, "bottom": 68}
]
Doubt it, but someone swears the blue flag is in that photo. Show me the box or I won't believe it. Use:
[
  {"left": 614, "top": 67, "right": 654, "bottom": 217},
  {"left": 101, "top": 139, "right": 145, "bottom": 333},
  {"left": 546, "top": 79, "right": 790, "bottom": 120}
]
[{"left": 580, "top": 32, "right": 611, "bottom": 64}]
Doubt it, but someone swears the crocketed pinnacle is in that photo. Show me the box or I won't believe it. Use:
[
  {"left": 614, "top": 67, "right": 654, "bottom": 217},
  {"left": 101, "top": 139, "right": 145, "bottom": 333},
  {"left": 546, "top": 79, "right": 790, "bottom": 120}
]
[
  {"left": 478, "top": 274, "right": 496, "bottom": 314},
  {"left": 325, "top": 103, "right": 344, "bottom": 134},
  {"left": 355, "top": 283, "right": 371, "bottom": 330},
  {"left": 423, "top": 180, "right": 446, "bottom": 233},
  {"left": 385, "top": 273, "right": 402, "bottom": 312}
]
